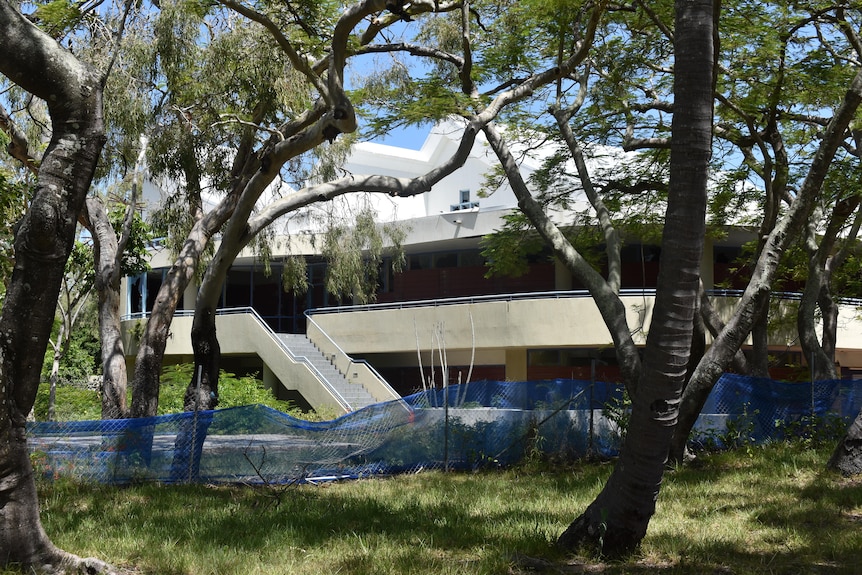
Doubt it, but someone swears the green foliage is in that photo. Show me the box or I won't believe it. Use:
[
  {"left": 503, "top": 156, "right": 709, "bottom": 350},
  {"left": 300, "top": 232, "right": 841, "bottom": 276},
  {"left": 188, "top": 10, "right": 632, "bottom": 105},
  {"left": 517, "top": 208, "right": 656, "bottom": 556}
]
[
  {"left": 601, "top": 389, "right": 631, "bottom": 445},
  {"left": 774, "top": 412, "right": 848, "bottom": 450},
  {"left": 834, "top": 251, "right": 862, "bottom": 298},
  {"left": 33, "top": 364, "right": 310, "bottom": 421},
  {"left": 358, "top": 80, "right": 476, "bottom": 138},
  {"left": 66, "top": 240, "right": 95, "bottom": 293},
  {"left": 0, "top": 170, "right": 31, "bottom": 303},
  {"left": 691, "top": 402, "right": 760, "bottom": 457},
  {"left": 33, "top": 383, "right": 101, "bottom": 421},
  {"left": 480, "top": 212, "right": 546, "bottom": 278},
  {"left": 322, "top": 205, "right": 407, "bottom": 304},
  {"left": 109, "top": 206, "right": 153, "bottom": 278},
  {"left": 40, "top": 334, "right": 100, "bottom": 384},
  {"left": 157, "top": 363, "right": 300, "bottom": 415},
  {"left": 33, "top": 0, "right": 81, "bottom": 37},
  {"left": 281, "top": 254, "right": 309, "bottom": 296}
]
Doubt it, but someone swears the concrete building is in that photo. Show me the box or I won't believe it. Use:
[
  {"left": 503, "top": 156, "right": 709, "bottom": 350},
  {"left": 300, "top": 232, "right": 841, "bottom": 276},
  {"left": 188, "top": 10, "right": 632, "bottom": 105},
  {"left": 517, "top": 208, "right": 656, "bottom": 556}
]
[{"left": 122, "top": 123, "right": 862, "bottom": 414}]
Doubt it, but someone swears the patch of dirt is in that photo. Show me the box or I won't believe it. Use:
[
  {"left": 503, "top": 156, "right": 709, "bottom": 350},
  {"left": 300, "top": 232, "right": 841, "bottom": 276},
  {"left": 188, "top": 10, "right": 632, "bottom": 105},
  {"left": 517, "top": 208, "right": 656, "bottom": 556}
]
[{"left": 841, "top": 509, "right": 862, "bottom": 523}]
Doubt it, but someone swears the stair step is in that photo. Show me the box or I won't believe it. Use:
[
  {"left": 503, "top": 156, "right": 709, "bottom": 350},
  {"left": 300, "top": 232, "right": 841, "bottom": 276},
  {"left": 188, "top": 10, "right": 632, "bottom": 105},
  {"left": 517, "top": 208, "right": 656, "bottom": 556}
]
[{"left": 275, "top": 332, "right": 379, "bottom": 409}]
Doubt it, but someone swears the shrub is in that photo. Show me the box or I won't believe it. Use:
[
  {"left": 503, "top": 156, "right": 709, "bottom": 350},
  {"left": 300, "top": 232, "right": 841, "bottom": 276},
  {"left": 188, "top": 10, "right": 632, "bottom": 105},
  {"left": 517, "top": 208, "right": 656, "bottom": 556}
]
[
  {"left": 34, "top": 364, "right": 321, "bottom": 421},
  {"left": 33, "top": 384, "right": 101, "bottom": 421}
]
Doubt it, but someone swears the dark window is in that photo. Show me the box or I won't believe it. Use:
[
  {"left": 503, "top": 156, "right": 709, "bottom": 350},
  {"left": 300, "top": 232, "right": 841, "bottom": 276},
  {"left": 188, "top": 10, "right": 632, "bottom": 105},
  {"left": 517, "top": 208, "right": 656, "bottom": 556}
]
[
  {"left": 460, "top": 250, "right": 486, "bottom": 267},
  {"left": 434, "top": 252, "right": 458, "bottom": 268},
  {"left": 409, "top": 254, "right": 433, "bottom": 270},
  {"left": 528, "top": 349, "right": 560, "bottom": 366},
  {"left": 450, "top": 189, "right": 479, "bottom": 211}
]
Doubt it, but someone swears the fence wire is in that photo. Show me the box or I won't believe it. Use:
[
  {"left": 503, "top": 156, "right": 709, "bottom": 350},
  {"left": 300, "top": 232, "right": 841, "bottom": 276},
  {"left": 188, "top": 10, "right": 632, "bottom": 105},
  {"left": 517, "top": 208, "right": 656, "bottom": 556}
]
[{"left": 26, "top": 375, "right": 862, "bottom": 485}]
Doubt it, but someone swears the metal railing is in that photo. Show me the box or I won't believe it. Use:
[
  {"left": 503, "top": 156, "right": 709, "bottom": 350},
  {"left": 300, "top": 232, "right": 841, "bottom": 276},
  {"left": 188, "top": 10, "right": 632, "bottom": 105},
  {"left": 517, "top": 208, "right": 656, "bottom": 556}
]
[
  {"left": 303, "top": 288, "right": 862, "bottom": 316},
  {"left": 138, "top": 307, "right": 352, "bottom": 412},
  {"left": 303, "top": 310, "right": 399, "bottom": 403},
  {"left": 124, "top": 288, "right": 860, "bottom": 323},
  {"left": 224, "top": 307, "right": 353, "bottom": 411}
]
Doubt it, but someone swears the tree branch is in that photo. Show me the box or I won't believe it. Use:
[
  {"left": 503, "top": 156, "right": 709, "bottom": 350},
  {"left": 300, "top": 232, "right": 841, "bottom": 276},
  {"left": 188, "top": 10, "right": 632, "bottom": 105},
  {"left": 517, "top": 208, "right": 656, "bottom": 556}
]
[{"left": 0, "top": 102, "right": 39, "bottom": 174}]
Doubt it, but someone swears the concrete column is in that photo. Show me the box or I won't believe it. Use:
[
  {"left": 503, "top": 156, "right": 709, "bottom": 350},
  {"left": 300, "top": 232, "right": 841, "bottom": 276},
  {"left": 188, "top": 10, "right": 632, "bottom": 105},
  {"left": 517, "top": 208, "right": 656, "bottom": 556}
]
[
  {"left": 505, "top": 348, "right": 528, "bottom": 382},
  {"left": 262, "top": 363, "right": 277, "bottom": 392},
  {"left": 554, "top": 257, "right": 573, "bottom": 291},
  {"left": 182, "top": 278, "right": 198, "bottom": 311}
]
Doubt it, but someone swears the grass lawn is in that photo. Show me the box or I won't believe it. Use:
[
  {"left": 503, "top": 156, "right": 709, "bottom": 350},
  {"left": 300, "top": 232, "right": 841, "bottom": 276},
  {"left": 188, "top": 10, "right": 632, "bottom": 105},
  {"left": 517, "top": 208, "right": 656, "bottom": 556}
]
[{"left": 20, "top": 442, "right": 862, "bottom": 574}]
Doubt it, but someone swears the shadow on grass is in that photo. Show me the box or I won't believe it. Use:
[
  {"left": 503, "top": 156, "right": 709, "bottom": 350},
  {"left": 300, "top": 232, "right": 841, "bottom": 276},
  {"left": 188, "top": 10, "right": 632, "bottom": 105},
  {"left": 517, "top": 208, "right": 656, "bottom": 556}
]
[{"left": 35, "top": 446, "right": 861, "bottom": 575}]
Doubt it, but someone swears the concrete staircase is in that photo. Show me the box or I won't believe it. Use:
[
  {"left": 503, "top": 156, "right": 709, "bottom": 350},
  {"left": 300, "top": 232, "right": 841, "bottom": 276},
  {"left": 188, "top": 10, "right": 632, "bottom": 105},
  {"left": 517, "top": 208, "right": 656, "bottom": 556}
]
[{"left": 276, "top": 333, "right": 378, "bottom": 411}]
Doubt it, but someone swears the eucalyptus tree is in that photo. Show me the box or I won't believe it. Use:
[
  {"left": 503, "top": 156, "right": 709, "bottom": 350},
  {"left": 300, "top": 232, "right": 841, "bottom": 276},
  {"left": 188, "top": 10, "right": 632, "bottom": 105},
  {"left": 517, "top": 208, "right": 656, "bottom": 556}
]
[
  {"left": 1, "top": 1, "right": 155, "bottom": 420},
  {"left": 2, "top": 108, "right": 149, "bottom": 422},
  {"left": 176, "top": 0, "right": 610, "bottom": 416},
  {"left": 0, "top": 0, "right": 126, "bottom": 570},
  {"left": 82, "top": 190, "right": 152, "bottom": 419},
  {"left": 1, "top": 124, "right": 146, "bottom": 420},
  {"left": 127, "top": 0, "right": 476, "bottom": 417}
]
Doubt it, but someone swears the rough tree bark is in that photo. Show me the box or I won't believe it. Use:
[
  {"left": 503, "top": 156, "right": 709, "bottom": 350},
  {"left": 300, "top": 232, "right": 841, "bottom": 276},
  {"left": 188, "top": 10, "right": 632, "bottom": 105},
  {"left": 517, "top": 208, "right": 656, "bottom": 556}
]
[
  {"left": 0, "top": 1, "right": 118, "bottom": 571},
  {"left": 830, "top": 408, "right": 862, "bottom": 475},
  {"left": 85, "top": 197, "right": 131, "bottom": 419},
  {"left": 183, "top": 0, "right": 420, "bottom": 412},
  {"left": 183, "top": 0, "right": 597, "bottom": 411},
  {"left": 80, "top": 141, "right": 148, "bottom": 419},
  {"left": 556, "top": 0, "right": 714, "bottom": 555},
  {"left": 128, "top": 197, "right": 236, "bottom": 417},
  {"left": 825, "top": 199, "right": 862, "bottom": 474}
]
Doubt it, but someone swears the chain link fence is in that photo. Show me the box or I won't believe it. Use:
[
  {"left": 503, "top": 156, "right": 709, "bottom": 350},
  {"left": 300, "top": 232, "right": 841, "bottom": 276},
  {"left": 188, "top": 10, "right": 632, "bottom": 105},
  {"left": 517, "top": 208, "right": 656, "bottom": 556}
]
[{"left": 27, "top": 375, "right": 862, "bottom": 485}]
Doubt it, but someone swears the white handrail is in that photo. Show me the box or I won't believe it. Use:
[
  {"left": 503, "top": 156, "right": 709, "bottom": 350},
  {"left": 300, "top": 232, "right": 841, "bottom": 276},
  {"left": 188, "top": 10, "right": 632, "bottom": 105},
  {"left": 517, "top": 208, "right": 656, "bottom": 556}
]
[
  {"left": 303, "top": 310, "right": 398, "bottom": 400},
  {"left": 146, "top": 307, "right": 353, "bottom": 412}
]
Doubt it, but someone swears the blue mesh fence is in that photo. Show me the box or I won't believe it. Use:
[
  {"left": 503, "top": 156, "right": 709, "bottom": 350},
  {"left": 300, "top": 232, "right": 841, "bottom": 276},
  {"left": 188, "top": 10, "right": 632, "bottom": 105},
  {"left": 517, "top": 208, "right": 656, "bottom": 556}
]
[
  {"left": 690, "top": 374, "right": 862, "bottom": 447},
  {"left": 26, "top": 375, "right": 862, "bottom": 485}
]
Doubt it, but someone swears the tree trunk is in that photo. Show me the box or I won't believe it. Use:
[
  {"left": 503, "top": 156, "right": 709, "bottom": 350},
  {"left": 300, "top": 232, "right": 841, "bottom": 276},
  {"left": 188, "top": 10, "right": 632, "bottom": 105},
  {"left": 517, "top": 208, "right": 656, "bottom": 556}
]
[
  {"left": 129, "top": 200, "right": 234, "bottom": 417},
  {"left": 698, "top": 286, "right": 749, "bottom": 374},
  {"left": 797, "top": 195, "right": 860, "bottom": 382},
  {"left": 187, "top": 306, "right": 220, "bottom": 411},
  {"left": 0, "top": 2, "right": 117, "bottom": 571},
  {"left": 99, "top": 283, "right": 129, "bottom": 418},
  {"left": 829, "top": 407, "right": 862, "bottom": 476},
  {"left": 482, "top": 121, "right": 642, "bottom": 394},
  {"left": 558, "top": 0, "right": 714, "bottom": 554},
  {"left": 86, "top": 197, "right": 130, "bottom": 419},
  {"left": 168, "top": 306, "right": 220, "bottom": 482},
  {"left": 749, "top": 304, "right": 771, "bottom": 377},
  {"left": 798, "top": 269, "right": 839, "bottom": 381}
]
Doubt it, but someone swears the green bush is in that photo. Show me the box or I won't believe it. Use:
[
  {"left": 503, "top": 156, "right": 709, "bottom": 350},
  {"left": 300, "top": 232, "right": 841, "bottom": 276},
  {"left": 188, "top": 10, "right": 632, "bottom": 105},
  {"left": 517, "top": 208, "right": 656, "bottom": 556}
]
[
  {"left": 156, "top": 363, "right": 302, "bottom": 415},
  {"left": 33, "top": 364, "right": 320, "bottom": 421},
  {"left": 33, "top": 384, "right": 101, "bottom": 421}
]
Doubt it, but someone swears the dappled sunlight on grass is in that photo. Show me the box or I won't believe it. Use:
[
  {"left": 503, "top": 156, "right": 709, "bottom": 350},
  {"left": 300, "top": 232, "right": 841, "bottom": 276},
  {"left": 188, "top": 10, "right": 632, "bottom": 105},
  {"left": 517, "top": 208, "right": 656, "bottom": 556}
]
[{"left": 22, "top": 444, "right": 862, "bottom": 574}]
